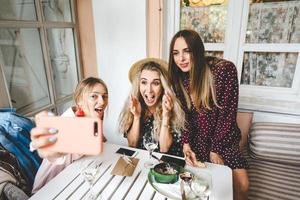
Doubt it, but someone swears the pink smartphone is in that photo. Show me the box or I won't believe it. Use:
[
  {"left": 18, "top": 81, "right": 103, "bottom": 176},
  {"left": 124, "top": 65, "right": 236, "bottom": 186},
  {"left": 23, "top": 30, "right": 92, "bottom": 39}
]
[{"left": 36, "top": 116, "right": 103, "bottom": 155}]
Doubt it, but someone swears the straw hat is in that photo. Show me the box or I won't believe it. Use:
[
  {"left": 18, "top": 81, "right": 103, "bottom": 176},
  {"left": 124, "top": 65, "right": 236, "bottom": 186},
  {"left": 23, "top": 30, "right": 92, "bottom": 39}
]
[{"left": 128, "top": 58, "right": 168, "bottom": 83}]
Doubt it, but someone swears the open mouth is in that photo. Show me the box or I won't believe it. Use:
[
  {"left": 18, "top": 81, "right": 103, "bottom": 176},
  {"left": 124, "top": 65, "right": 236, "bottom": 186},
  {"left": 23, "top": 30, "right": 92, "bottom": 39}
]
[
  {"left": 144, "top": 94, "right": 155, "bottom": 104},
  {"left": 94, "top": 108, "right": 103, "bottom": 115}
]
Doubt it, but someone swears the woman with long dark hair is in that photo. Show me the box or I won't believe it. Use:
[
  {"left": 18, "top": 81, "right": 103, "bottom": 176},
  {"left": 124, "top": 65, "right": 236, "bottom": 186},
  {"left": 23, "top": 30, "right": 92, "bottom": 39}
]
[{"left": 168, "top": 29, "right": 249, "bottom": 200}]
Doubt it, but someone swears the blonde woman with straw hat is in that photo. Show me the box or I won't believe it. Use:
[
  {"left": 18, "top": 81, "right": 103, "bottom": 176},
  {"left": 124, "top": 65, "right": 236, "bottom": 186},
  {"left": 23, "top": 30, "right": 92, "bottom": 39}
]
[{"left": 119, "top": 58, "right": 185, "bottom": 161}]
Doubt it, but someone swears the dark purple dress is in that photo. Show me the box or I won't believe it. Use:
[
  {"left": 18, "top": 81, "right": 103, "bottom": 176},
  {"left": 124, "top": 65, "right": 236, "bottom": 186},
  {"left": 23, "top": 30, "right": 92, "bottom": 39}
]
[{"left": 179, "top": 57, "right": 248, "bottom": 169}]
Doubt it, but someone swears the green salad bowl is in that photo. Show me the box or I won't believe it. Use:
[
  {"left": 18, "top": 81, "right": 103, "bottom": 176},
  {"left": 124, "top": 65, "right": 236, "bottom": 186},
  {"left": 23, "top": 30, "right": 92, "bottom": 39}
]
[{"left": 150, "top": 162, "right": 180, "bottom": 184}]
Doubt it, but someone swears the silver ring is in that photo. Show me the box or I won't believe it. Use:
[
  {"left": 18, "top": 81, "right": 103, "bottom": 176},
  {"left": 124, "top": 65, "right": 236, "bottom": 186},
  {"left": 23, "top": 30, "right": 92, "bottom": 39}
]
[{"left": 29, "top": 142, "right": 37, "bottom": 152}]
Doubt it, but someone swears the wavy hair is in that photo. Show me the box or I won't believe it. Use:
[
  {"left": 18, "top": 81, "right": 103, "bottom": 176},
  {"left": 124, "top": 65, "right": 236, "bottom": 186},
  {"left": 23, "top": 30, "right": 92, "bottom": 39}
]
[
  {"left": 74, "top": 77, "right": 108, "bottom": 105},
  {"left": 119, "top": 61, "right": 185, "bottom": 136}
]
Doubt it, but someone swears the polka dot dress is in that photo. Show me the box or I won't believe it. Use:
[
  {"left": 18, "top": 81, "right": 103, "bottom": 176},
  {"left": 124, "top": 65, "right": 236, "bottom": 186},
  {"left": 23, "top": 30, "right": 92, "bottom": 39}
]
[
  {"left": 136, "top": 115, "right": 183, "bottom": 157},
  {"left": 179, "top": 57, "right": 248, "bottom": 169}
]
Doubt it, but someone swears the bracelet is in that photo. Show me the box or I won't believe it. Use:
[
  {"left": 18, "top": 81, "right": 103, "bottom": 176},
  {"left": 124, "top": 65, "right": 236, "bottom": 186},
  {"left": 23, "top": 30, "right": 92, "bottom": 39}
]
[{"left": 162, "top": 124, "right": 170, "bottom": 128}]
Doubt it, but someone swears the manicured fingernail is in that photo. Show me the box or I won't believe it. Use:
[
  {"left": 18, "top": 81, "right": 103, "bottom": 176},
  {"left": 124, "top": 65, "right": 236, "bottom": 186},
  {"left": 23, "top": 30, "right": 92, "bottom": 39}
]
[
  {"left": 49, "top": 128, "right": 58, "bottom": 134},
  {"left": 48, "top": 112, "right": 55, "bottom": 116},
  {"left": 48, "top": 137, "right": 57, "bottom": 143}
]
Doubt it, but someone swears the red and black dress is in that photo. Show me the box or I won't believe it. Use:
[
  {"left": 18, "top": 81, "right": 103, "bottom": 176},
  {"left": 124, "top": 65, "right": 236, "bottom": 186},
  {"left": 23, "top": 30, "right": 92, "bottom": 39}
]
[{"left": 178, "top": 57, "right": 248, "bottom": 169}]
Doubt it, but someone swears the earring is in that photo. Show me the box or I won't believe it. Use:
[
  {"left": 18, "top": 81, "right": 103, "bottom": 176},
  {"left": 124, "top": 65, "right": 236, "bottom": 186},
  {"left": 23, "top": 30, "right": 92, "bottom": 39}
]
[{"left": 75, "top": 107, "right": 85, "bottom": 117}]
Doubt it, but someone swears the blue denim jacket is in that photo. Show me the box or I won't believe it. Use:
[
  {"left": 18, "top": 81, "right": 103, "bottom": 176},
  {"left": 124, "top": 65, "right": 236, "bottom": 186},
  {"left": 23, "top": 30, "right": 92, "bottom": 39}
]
[{"left": 0, "top": 108, "right": 42, "bottom": 186}]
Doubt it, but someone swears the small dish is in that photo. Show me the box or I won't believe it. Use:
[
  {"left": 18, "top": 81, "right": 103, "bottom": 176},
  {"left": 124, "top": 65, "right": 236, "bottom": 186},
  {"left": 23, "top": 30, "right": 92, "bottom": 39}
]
[
  {"left": 148, "top": 172, "right": 181, "bottom": 200},
  {"left": 148, "top": 168, "right": 212, "bottom": 200},
  {"left": 150, "top": 162, "right": 179, "bottom": 184}
]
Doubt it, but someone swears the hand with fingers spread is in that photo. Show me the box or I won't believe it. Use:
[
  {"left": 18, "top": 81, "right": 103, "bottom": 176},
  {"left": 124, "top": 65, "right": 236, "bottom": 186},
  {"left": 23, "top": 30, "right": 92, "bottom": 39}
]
[
  {"left": 162, "top": 91, "right": 173, "bottom": 117},
  {"left": 30, "top": 111, "right": 65, "bottom": 160},
  {"left": 129, "top": 94, "right": 141, "bottom": 118},
  {"left": 210, "top": 151, "right": 224, "bottom": 165},
  {"left": 119, "top": 58, "right": 186, "bottom": 158}
]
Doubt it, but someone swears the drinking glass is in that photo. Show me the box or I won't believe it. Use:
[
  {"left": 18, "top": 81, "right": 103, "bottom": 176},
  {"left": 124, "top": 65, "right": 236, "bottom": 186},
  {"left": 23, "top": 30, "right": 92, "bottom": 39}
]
[
  {"left": 81, "top": 162, "right": 102, "bottom": 200},
  {"left": 190, "top": 171, "right": 212, "bottom": 200},
  {"left": 143, "top": 132, "right": 158, "bottom": 168}
]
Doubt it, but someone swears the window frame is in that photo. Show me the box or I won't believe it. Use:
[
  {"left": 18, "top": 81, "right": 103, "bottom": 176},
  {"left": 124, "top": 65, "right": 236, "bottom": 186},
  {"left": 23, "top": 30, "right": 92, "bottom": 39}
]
[
  {"left": 0, "top": 0, "right": 83, "bottom": 116},
  {"left": 162, "top": 0, "right": 300, "bottom": 115}
]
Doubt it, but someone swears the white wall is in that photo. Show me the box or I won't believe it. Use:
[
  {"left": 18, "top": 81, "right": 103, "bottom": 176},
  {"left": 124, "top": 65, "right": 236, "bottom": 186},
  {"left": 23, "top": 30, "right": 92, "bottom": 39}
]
[{"left": 92, "top": 0, "right": 147, "bottom": 145}]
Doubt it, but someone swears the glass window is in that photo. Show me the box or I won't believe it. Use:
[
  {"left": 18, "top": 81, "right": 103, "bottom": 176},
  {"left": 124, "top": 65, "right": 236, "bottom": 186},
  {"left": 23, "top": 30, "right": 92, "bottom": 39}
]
[
  {"left": 0, "top": 28, "right": 50, "bottom": 112},
  {"left": 206, "top": 51, "right": 223, "bottom": 58},
  {"left": 0, "top": 0, "right": 81, "bottom": 116},
  {"left": 42, "top": 0, "right": 72, "bottom": 22},
  {"left": 241, "top": 52, "right": 297, "bottom": 87},
  {"left": 246, "top": 0, "right": 300, "bottom": 43},
  {"left": 166, "top": 0, "right": 300, "bottom": 114},
  {"left": 0, "top": 0, "right": 37, "bottom": 21},
  {"left": 180, "top": 0, "right": 228, "bottom": 43},
  {"left": 47, "top": 28, "right": 78, "bottom": 99},
  {"left": 56, "top": 99, "right": 73, "bottom": 115}
]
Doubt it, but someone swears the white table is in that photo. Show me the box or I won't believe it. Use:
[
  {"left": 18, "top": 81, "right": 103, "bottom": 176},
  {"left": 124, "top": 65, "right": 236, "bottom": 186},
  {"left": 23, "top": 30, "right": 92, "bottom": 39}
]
[{"left": 30, "top": 143, "right": 233, "bottom": 200}]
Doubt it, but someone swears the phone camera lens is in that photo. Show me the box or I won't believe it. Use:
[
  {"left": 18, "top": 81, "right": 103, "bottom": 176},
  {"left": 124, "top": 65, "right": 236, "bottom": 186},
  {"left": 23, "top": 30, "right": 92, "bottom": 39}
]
[{"left": 94, "top": 122, "right": 98, "bottom": 136}]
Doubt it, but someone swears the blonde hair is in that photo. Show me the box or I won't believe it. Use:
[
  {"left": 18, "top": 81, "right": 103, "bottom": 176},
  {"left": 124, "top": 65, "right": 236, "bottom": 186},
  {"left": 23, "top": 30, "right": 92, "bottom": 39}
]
[
  {"left": 119, "top": 61, "right": 185, "bottom": 136},
  {"left": 74, "top": 77, "right": 108, "bottom": 107}
]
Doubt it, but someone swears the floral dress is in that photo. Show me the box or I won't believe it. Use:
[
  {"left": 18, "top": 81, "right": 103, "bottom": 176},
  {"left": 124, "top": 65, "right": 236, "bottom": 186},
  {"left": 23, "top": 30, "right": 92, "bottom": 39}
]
[
  {"left": 178, "top": 57, "right": 248, "bottom": 169},
  {"left": 136, "top": 115, "right": 183, "bottom": 157}
]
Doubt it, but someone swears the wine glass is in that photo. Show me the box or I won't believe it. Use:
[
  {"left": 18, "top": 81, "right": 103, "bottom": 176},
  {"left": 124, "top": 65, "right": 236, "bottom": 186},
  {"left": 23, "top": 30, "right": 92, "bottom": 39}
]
[
  {"left": 189, "top": 171, "right": 212, "bottom": 200},
  {"left": 81, "top": 161, "right": 102, "bottom": 200},
  {"left": 143, "top": 132, "right": 158, "bottom": 168}
]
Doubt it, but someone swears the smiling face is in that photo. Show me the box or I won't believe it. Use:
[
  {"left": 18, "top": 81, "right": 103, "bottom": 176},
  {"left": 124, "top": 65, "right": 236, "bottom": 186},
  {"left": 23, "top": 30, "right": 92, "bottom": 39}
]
[
  {"left": 172, "top": 37, "right": 192, "bottom": 72},
  {"left": 139, "top": 69, "right": 163, "bottom": 112},
  {"left": 80, "top": 83, "right": 108, "bottom": 119}
]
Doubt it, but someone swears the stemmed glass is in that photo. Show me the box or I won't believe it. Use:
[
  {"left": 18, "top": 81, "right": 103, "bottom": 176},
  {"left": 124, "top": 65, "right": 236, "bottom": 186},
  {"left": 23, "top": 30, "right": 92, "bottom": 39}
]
[
  {"left": 143, "top": 131, "right": 159, "bottom": 168},
  {"left": 190, "top": 171, "right": 212, "bottom": 200},
  {"left": 81, "top": 161, "right": 102, "bottom": 200}
]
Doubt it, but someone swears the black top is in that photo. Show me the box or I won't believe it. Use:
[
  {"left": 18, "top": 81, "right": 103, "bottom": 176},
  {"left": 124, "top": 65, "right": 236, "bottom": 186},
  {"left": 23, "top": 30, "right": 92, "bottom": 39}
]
[{"left": 136, "top": 115, "right": 183, "bottom": 157}]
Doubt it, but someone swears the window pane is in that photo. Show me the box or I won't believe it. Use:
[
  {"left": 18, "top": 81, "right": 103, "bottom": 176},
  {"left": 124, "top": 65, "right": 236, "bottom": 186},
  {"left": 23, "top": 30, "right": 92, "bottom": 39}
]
[
  {"left": 42, "top": 0, "right": 72, "bottom": 22},
  {"left": 246, "top": 0, "right": 300, "bottom": 43},
  {"left": 0, "top": 0, "right": 36, "bottom": 21},
  {"left": 241, "top": 52, "right": 297, "bottom": 87},
  {"left": 47, "top": 28, "right": 78, "bottom": 99},
  {"left": 0, "top": 28, "right": 50, "bottom": 113},
  {"left": 56, "top": 99, "right": 73, "bottom": 115},
  {"left": 206, "top": 51, "right": 223, "bottom": 58},
  {"left": 180, "top": 1, "right": 228, "bottom": 43}
]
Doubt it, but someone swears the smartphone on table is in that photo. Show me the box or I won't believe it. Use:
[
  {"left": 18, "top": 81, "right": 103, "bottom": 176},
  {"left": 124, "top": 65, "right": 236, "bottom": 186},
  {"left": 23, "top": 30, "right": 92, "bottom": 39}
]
[
  {"left": 36, "top": 116, "right": 103, "bottom": 155},
  {"left": 115, "top": 147, "right": 136, "bottom": 157},
  {"left": 160, "top": 155, "right": 186, "bottom": 168}
]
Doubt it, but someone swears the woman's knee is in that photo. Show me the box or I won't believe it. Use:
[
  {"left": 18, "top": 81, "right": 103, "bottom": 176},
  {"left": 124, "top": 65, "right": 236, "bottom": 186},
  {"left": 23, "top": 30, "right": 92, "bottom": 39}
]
[{"left": 233, "top": 169, "right": 249, "bottom": 193}]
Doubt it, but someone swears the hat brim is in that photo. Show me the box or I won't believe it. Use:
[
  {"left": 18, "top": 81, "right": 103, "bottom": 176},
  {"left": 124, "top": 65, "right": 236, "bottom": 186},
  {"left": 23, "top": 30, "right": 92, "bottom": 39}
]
[{"left": 128, "top": 58, "right": 168, "bottom": 83}]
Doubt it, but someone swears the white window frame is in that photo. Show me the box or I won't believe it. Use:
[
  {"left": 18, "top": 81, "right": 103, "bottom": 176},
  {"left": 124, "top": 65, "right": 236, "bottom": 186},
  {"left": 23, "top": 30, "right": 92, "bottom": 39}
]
[
  {"left": 163, "top": 0, "right": 300, "bottom": 115},
  {"left": 0, "top": 0, "right": 82, "bottom": 116}
]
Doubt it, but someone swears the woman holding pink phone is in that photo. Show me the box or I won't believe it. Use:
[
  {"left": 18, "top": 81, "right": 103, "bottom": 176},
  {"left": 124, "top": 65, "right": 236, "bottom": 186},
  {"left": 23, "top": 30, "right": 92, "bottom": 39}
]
[{"left": 30, "top": 77, "right": 108, "bottom": 193}]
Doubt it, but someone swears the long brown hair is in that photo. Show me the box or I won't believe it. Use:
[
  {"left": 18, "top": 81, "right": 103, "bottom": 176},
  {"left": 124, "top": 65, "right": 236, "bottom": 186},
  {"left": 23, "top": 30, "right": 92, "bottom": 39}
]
[{"left": 168, "top": 29, "right": 218, "bottom": 110}]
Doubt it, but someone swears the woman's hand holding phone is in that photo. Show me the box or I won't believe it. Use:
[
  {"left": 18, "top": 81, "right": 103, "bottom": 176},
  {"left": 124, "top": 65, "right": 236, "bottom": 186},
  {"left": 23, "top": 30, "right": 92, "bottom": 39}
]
[{"left": 30, "top": 111, "right": 65, "bottom": 160}]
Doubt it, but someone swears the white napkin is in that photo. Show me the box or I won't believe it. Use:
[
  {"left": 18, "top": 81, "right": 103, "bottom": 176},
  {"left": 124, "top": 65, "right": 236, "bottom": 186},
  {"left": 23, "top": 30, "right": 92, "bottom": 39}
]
[
  {"left": 152, "top": 181, "right": 181, "bottom": 199},
  {"left": 152, "top": 180, "right": 209, "bottom": 199}
]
